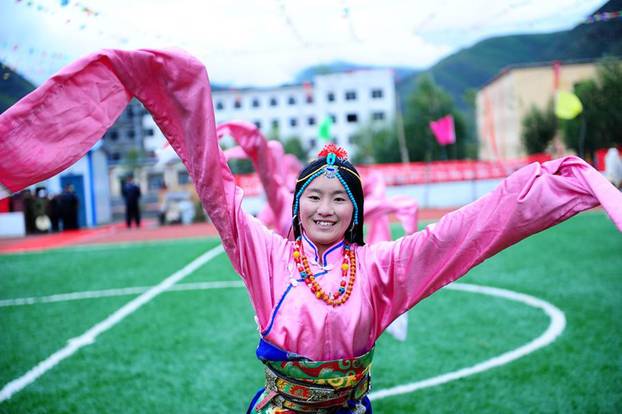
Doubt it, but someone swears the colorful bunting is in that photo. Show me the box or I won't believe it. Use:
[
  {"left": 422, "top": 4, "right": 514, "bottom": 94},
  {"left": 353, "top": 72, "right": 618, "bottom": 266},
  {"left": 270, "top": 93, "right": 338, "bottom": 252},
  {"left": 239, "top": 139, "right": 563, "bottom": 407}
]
[{"left": 584, "top": 10, "right": 622, "bottom": 24}]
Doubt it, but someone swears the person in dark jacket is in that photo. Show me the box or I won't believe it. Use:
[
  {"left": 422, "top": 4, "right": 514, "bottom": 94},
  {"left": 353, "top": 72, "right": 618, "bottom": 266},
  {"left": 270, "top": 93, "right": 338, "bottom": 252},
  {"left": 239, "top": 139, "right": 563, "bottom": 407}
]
[
  {"left": 59, "top": 184, "right": 79, "bottom": 230},
  {"left": 122, "top": 175, "right": 141, "bottom": 228}
]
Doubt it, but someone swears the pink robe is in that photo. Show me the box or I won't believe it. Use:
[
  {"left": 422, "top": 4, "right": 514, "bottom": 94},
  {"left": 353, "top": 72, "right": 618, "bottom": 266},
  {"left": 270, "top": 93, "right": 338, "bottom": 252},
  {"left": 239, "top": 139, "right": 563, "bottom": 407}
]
[{"left": 1, "top": 49, "right": 621, "bottom": 361}]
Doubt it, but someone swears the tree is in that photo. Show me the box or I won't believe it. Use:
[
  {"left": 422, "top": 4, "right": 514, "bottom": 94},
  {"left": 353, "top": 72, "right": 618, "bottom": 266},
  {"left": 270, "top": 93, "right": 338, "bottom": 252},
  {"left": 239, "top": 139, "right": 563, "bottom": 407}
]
[
  {"left": 351, "top": 121, "right": 401, "bottom": 164},
  {"left": 220, "top": 139, "right": 254, "bottom": 174},
  {"left": 122, "top": 147, "right": 143, "bottom": 176},
  {"left": 561, "top": 58, "right": 622, "bottom": 158},
  {"left": 521, "top": 100, "right": 557, "bottom": 154},
  {"left": 283, "top": 136, "right": 309, "bottom": 162},
  {"left": 403, "top": 74, "right": 468, "bottom": 161}
]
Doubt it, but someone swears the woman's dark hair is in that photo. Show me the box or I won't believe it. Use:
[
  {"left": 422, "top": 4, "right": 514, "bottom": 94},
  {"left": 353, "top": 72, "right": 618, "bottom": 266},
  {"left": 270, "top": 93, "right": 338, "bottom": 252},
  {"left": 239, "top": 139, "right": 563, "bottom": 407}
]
[{"left": 292, "top": 156, "right": 365, "bottom": 245}]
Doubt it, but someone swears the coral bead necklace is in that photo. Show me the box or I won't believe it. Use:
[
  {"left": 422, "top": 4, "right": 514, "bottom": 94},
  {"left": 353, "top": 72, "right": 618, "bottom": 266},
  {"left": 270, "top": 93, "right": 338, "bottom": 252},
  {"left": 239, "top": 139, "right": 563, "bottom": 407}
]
[{"left": 293, "top": 238, "right": 356, "bottom": 307}]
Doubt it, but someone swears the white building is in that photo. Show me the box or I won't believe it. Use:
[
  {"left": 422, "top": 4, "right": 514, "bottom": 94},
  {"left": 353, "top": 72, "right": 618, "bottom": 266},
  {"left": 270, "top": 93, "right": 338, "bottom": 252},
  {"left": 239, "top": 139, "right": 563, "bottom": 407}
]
[
  {"left": 125, "top": 69, "right": 398, "bottom": 214},
  {"left": 212, "top": 69, "right": 397, "bottom": 155}
]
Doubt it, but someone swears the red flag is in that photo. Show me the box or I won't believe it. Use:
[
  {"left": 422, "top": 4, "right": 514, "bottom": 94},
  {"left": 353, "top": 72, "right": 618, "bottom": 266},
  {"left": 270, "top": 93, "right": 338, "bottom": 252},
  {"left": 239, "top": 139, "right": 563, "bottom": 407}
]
[
  {"left": 429, "top": 115, "right": 455, "bottom": 146},
  {"left": 552, "top": 60, "right": 561, "bottom": 91}
]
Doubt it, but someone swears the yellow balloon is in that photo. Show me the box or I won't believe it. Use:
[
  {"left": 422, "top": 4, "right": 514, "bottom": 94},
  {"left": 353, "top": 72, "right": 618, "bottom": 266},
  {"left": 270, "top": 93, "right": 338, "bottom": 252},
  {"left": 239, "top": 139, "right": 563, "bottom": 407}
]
[{"left": 555, "top": 91, "right": 583, "bottom": 120}]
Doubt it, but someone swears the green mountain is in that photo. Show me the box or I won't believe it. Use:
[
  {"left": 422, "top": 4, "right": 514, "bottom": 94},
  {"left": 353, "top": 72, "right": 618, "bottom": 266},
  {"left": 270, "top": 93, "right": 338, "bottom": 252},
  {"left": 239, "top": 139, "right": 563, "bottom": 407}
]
[
  {"left": 294, "top": 61, "right": 419, "bottom": 84},
  {"left": 399, "top": 0, "right": 622, "bottom": 109},
  {"left": 0, "top": 63, "right": 35, "bottom": 113}
]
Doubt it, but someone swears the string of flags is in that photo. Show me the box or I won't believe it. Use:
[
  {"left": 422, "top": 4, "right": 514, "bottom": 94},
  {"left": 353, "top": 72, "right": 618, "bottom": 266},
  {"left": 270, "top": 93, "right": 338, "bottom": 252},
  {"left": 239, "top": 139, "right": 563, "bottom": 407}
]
[
  {"left": 15, "top": 0, "right": 100, "bottom": 18},
  {"left": 583, "top": 10, "right": 622, "bottom": 24}
]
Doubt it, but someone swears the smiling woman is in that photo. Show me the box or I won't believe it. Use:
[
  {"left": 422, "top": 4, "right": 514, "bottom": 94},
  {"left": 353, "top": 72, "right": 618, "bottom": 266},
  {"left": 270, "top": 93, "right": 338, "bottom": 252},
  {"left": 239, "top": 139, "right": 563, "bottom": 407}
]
[
  {"left": 0, "top": 49, "right": 620, "bottom": 414},
  {"left": 294, "top": 146, "right": 363, "bottom": 254}
]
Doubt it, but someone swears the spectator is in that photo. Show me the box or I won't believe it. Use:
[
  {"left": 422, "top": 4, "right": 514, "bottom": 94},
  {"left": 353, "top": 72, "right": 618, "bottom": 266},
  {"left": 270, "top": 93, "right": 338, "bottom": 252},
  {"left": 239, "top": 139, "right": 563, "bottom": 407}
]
[
  {"left": 122, "top": 175, "right": 142, "bottom": 228},
  {"left": 59, "top": 184, "right": 79, "bottom": 230}
]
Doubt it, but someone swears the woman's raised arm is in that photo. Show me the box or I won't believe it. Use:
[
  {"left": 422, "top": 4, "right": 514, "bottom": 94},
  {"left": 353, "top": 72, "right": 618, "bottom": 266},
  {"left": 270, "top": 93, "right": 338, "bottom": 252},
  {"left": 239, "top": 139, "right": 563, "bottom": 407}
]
[
  {"left": 0, "top": 49, "right": 286, "bottom": 324},
  {"left": 363, "top": 156, "right": 622, "bottom": 335}
]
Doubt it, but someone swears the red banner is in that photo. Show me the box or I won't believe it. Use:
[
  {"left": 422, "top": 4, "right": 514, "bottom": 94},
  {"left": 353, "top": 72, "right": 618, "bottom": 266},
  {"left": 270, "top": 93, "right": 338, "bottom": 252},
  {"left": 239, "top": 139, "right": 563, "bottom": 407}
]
[{"left": 234, "top": 154, "right": 554, "bottom": 195}]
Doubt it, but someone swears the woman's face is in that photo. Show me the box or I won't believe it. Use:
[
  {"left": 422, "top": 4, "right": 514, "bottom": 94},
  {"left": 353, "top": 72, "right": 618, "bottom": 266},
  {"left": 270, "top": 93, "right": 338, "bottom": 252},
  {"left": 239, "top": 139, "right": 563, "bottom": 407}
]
[{"left": 299, "top": 174, "right": 354, "bottom": 250}]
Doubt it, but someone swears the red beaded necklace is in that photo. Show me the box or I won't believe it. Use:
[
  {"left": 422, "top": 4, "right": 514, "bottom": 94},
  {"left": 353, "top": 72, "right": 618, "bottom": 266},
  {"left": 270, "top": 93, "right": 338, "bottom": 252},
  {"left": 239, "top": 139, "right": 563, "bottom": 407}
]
[{"left": 293, "top": 238, "right": 357, "bottom": 307}]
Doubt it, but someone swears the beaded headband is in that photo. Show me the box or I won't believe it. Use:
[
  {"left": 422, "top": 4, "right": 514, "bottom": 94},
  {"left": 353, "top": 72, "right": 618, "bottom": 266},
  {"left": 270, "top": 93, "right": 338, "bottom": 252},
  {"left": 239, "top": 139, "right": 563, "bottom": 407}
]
[{"left": 293, "top": 144, "right": 360, "bottom": 225}]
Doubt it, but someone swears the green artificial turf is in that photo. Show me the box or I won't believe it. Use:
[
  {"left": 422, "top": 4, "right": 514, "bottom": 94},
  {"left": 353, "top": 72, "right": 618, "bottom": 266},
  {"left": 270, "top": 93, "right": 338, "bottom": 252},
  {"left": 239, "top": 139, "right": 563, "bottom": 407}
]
[{"left": 0, "top": 212, "right": 620, "bottom": 413}]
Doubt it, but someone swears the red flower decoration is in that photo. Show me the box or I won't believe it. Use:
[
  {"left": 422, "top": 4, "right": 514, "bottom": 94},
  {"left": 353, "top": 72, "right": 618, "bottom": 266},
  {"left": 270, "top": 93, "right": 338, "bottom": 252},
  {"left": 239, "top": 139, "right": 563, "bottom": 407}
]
[{"left": 318, "top": 143, "right": 349, "bottom": 160}]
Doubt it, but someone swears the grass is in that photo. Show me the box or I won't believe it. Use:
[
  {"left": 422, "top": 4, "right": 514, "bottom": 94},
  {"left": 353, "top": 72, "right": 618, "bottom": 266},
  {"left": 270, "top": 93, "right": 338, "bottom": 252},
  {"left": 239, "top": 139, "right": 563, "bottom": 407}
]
[{"left": 0, "top": 211, "right": 620, "bottom": 413}]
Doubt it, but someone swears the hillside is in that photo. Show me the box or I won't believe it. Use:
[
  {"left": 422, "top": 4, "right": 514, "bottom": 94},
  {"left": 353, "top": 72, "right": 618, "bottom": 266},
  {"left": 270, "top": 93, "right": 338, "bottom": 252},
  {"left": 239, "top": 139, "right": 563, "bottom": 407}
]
[
  {"left": 0, "top": 64, "right": 35, "bottom": 113},
  {"left": 399, "top": 0, "right": 622, "bottom": 109}
]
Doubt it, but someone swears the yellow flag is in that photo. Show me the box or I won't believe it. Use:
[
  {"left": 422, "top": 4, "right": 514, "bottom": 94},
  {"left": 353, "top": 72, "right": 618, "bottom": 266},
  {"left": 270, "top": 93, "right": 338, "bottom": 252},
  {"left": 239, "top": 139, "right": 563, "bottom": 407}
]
[{"left": 555, "top": 91, "right": 583, "bottom": 120}]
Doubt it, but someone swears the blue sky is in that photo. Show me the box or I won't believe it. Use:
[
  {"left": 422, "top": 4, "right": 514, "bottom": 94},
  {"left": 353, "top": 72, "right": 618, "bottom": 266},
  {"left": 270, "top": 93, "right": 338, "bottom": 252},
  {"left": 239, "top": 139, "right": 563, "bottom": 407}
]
[{"left": 0, "top": 0, "right": 607, "bottom": 87}]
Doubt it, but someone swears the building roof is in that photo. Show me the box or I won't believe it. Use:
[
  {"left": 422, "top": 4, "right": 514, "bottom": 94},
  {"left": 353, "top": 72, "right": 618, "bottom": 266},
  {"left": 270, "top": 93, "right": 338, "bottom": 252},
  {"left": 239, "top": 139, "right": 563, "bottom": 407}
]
[{"left": 480, "top": 57, "right": 603, "bottom": 90}]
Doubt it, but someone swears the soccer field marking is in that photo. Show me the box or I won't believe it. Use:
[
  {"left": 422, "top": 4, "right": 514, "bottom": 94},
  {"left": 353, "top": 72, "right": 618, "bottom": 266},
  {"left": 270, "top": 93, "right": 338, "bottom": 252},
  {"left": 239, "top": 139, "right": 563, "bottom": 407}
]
[
  {"left": 0, "top": 244, "right": 225, "bottom": 403},
  {"left": 0, "top": 237, "right": 217, "bottom": 256},
  {"left": 368, "top": 282, "right": 567, "bottom": 401},
  {"left": 0, "top": 277, "right": 565, "bottom": 404},
  {"left": 0, "top": 281, "right": 245, "bottom": 308}
]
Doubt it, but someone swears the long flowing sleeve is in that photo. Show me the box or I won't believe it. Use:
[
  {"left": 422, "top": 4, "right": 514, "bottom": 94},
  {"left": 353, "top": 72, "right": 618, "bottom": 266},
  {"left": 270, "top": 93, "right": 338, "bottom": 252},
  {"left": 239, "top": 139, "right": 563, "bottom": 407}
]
[
  {"left": 362, "top": 156, "right": 622, "bottom": 336},
  {"left": 0, "top": 49, "right": 287, "bottom": 325},
  {"left": 364, "top": 172, "right": 419, "bottom": 243},
  {"left": 216, "top": 121, "right": 295, "bottom": 237}
]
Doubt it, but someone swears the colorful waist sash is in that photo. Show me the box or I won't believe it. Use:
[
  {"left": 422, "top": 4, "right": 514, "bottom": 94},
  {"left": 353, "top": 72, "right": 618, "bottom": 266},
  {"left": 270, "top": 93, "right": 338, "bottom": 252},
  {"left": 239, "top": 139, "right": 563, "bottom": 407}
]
[{"left": 251, "top": 340, "right": 374, "bottom": 413}]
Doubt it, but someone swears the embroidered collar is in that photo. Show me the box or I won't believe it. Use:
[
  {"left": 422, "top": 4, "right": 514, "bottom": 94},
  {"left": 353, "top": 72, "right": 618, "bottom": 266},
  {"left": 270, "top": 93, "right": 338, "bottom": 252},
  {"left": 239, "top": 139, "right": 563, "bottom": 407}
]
[{"left": 301, "top": 232, "right": 345, "bottom": 267}]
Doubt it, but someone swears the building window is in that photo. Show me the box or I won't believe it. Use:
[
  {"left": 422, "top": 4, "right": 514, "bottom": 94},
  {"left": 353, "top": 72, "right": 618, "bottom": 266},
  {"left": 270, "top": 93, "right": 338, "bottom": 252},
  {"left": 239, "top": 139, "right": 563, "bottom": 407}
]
[
  {"left": 348, "top": 135, "right": 357, "bottom": 144},
  {"left": 111, "top": 152, "right": 121, "bottom": 161},
  {"left": 345, "top": 91, "right": 357, "bottom": 101},
  {"left": 309, "top": 138, "right": 317, "bottom": 147},
  {"left": 234, "top": 99, "right": 242, "bottom": 109},
  {"left": 148, "top": 173, "right": 165, "bottom": 191},
  {"left": 178, "top": 170, "right": 191, "bottom": 185},
  {"left": 306, "top": 95, "right": 314, "bottom": 104},
  {"left": 346, "top": 113, "right": 358, "bottom": 123},
  {"left": 327, "top": 92, "right": 335, "bottom": 102},
  {"left": 253, "top": 120, "right": 262, "bottom": 129},
  {"left": 270, "top": 97, "right": 278, "bottom": 106},
  {"left": 252, "top": 98, "right": 260, "bottom": 108},
  {"left": 127, "top": 130, "right": 136, "bottom": 139},
  {"left": 271, "top": 119, "right": 279, "bottom": 129},
  {"left": 329, "top": 114, "right": 337, "bottom": 123},
  {"left": 126, "top": 106, "right": 134, "bottom": 118},
  {"left": 307, "top": 116, "right": 316, "bottom": 126},
  {"left": 289, "top": 118, "right": 297, "bottom": 127},
  {"left": 216, "top": 101, "right": 224, "bottom": 110},
  {"left": 372, "top": 111, "right": 385, "bottom": 121},
  {"left": 288, "top": 96, "right": 296, "bottom": 105},
  {"left": 371, "top": 89, "right": 384, "bottom": 99},
  {"left": 109, "top": 131, "right": 119, "bottom": 141},
  {"left": 144, "top": 128, "right": 154, "bottom": 136}
]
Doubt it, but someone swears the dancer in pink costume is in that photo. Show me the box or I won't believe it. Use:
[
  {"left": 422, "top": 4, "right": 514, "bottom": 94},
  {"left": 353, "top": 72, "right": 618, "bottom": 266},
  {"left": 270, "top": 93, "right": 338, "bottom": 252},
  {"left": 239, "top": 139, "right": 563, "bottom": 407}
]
[
  {"left": 217, "top": 121, "right": 420, "bottom": 343},
  {"left": 1, "top": 49, "right": 621, "bottom": 413}
]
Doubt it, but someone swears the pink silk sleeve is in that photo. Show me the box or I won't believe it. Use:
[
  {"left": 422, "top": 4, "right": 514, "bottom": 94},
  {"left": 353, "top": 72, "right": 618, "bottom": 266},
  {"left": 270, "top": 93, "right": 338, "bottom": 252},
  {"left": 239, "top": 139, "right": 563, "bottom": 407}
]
[
  {"left": 0, "top": 49, "right": 286, "bottom": 325},
  {"left": 364, "top": 172, "right": 419, "bottom": 243},
  {"left": 363, "top": 156, "right": 622, "bottom": 335}
]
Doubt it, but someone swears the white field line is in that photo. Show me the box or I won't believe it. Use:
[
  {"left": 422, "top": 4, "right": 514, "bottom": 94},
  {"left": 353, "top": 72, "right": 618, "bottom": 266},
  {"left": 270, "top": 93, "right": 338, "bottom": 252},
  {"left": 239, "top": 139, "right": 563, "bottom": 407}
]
[
  {"left": 0, "top": 244, "right": 225, "bottom": 403},
  {"left": 0, "top": 281, "right": 244, "bottom": 308},
  {"left": 0, "top": 236, "right": 216, "bottom": 256},
  {"left": 368, "top": 282, "right": 566, "bottom": 401},
  {"left": 0, "top": 277, "right": 565, "bottom": 403}
]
